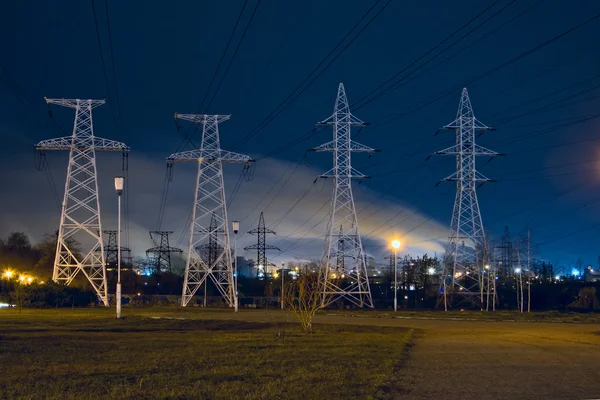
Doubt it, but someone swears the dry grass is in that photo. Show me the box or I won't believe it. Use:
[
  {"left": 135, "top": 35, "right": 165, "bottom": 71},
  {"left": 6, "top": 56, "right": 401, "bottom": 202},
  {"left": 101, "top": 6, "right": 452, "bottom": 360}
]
[{"left": 0, "top": 309, "right": 412, "bottom": 399}]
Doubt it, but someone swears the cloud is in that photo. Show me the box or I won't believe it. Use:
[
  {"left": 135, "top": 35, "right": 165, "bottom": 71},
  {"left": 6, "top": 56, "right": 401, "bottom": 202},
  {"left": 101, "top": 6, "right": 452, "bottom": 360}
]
[{"left": 0, "top": 152, "right": 448, "bottom": 263}]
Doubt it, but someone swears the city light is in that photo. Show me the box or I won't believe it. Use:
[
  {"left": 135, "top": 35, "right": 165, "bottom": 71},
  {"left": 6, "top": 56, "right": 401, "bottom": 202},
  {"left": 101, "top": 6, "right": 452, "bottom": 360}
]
[
  {"left": 484, "top": 265, "right": 490, "bottom": 269},
  {"left": 428, "top": 267, "right": 435, "bottom": 275},
  {"left": 571, "top": 268, "right": 580, "bottom": 277},
  {"left": 515, "top": 268, "right": 522, "bottom": 274},
  {"left": 3, "top": 270, "right": 13, "bottom": 279},
  {"left": 391, "top": 240, "right": 401, "bottom": 249}
]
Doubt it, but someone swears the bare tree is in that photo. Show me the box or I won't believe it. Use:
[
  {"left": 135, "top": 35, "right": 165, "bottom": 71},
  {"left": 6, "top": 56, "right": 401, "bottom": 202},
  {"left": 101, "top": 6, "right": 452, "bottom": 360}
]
[{"left": 283, "top": 271, "right": 328, "bottom": 333}]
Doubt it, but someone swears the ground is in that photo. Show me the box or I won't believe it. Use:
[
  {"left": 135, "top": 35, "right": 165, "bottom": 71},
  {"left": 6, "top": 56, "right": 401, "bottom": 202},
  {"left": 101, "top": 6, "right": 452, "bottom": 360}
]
[
  {"left": 1, "top": 308, "right": 600, "bottom": 399},
  {"left": 0, "top": 309, "right": 411, "bottom": 399}
]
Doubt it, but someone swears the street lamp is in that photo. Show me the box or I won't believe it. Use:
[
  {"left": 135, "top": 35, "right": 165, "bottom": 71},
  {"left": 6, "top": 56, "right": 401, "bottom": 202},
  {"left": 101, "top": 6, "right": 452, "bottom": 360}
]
[
  {"left": 281, "top": 262, "right": 285, "bottom": 310},
  {"left": 114, "top": 176, "right": 124, "bottom": 319},
  {"left": 232, "top": 220, "right": 239, "bottom": 312},
  {"left": 391, "top": 240, "right": 401, "bottom": 312},
  {"left": 3, "top": 270, "right": 13, "bottom": 279}
]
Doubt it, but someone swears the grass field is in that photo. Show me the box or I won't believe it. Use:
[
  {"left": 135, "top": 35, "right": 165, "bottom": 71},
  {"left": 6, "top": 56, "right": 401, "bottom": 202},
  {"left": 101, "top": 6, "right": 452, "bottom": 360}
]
[{"left": 0, "top": 309, "right": 412, "bottom": 399}]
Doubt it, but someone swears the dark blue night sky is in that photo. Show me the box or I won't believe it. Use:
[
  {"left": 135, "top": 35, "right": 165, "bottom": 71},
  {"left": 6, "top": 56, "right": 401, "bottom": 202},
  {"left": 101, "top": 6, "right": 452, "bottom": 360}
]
[{"left": 1, "top": 0, "right": 600, "bottom": 271}]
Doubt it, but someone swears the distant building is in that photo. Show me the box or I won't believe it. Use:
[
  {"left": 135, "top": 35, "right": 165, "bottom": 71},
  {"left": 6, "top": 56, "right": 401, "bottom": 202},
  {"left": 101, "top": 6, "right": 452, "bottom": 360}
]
[{"left": 584, "top": 266, "right": 600, "bottom": 282}]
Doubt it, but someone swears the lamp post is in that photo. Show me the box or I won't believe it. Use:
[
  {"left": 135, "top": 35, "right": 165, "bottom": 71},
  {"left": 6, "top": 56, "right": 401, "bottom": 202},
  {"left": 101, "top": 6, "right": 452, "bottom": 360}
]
[
  {"left": 391, "top": 240, "right": 401, "bottom": 312},
  {"left": 281, "top": 262, "right": 285, "bottom": 310},
  {"left": 114, "top": 176, "right": 124, "bottom": 319},
  {"left": 232, "top": 220, "right": 239, "bottom": 312}
]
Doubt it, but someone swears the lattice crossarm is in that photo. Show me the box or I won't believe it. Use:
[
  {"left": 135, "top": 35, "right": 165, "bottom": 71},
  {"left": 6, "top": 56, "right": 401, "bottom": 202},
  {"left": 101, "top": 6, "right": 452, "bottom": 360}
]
[
  {"left": 92, "top": 137, "right": 129, "bottom": 152},
  {"left": 349, "top": 140, "right": 376, "bottom": 153},
  {"left": 167, "top": 150, "right": 204, "bottom": 162},
  {"left": 473, "top": 144, "right": 498, "bottom": 156},
  {"left": 45, "top": 98, "right": 105, "bottom": 109},
  {"left": 175, "top": 113, "right": 231, "bottom": 124},
  {"left": 35, "top": 136, "right": 73, "bottom": 151},
  {"left": 219, "top": 150, "right": 253, "bottom": 164},
  {"left": 433, "top": 145, "right": 459, "bottom": 155},
  {"left": 35, "top": 136, "right": 128, "bottom": 152},
  {"left": 310, "top": 140, "right": 336, "bottom": 152}
]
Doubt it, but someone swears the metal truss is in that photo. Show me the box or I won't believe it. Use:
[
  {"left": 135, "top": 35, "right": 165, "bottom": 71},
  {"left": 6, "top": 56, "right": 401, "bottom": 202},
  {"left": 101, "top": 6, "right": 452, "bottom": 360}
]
[
  {"left": 169, "top": 114, "right": 252, "bottom": 307},
  {"left": 98, "top": 230, "right": 131, "bottom": 268},
  {"left": 146, "top": 231, "right": 183, "bottom": 274},
  {"left": 310, "top": 83, "right": 377, "bottom": 308},
  {"left": 433, "top": 88, "right": 499, "bottom": 310},
  {"left": 35, "top": 98, "right": 129, "bottom": 306},
  {"left": 244, "top": 212, "right": 280, "bottom": 277}
]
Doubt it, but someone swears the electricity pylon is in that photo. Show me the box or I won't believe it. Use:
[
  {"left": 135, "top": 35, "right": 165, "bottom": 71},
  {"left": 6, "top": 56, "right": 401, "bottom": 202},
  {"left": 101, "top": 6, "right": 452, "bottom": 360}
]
[
  {"left": 35, "top": 98, "right": 129, "bottom": 306},
  {"left": 244, "top": 212, "right": 280, "bottom": 277},
  {"left": 99, "top": 230, "right": 131, "bottom": 269},
  {"left": 433, "top": 88, "right": 500, "bottom": 310},
  {"left": 310, "top": 83, "right": 377, "bottom": 308},
  {"left": 146, "top": 231, "right": 183, "bottom": 274},
  {"left": 168, "top": 114, "right": 252, "bottom": 307}
]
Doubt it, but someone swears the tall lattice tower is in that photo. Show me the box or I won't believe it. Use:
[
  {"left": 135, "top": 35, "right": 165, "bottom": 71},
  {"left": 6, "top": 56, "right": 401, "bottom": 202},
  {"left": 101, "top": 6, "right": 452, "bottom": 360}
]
[
  {"left": 497, "top": 226, "right": 514, "bottom": 278},
  {"left": 35, "top": 98, "right": 129, "bottom": 306},
  {"left": 433, "top": 88, "right": 499, "bottom": 310},
  {"left": 146, "top": 231, "right": 183, "bottom": 274},
  {"left": 244, "top": 212, "right": 280, "bottom": 277},
  {"left": 168, "top": 114, "right": 252, "bottom": 307},
  {"left": 100, "top": 230, "right": 131, "bottom": 269},
  {"left": 310, "top": 83, "right": 377, "bottom": 308}
]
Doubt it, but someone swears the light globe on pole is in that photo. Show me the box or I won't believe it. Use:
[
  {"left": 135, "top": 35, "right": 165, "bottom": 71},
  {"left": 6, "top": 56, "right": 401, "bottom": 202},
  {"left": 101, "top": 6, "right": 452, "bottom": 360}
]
[
  {"left": 390, "top": 239, "right": 401, "bottom": 312},
  {"left": 114, "top": 176, "right": 124, "bottom": 319}
]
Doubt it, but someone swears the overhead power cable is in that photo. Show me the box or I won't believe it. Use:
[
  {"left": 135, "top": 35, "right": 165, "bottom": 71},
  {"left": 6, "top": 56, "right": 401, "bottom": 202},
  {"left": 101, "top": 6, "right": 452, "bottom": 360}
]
[{"left": 231, "top": 0, "right": 392, "bottom": 149}]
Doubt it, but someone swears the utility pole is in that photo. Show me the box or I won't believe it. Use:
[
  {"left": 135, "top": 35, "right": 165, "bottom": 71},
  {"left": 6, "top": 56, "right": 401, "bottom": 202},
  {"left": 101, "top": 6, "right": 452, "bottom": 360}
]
[
  {"left": 309, "top": 83, "right": 377, "bottom": 308},
  {"left": 146, "top": 231, "right": 183, "bottom": 274},
  {"left": 35, "top": 98, "right": 129, "bottom": 306},
  {"left": 168, "top": 114, "right": 252, "bottom": 308},
  {"left": 433, "top": 88, "right": 500, "bottom": 310},
  {"left": 244, "top": 212, "right": 280, "bottom": 278}
]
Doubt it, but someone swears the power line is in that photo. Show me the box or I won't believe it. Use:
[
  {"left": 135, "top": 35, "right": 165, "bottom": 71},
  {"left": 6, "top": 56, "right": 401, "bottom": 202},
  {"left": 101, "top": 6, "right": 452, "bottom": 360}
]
[
  {"left": 353, "top": 0, "right": 516, "bottom": 110},
  {"left": 205, "top": 0, "right": 261, "bottom": 112},
  {"left": 91, "top": 0, "right": 118, "bottom": 129},
  {"left": 231, "top": 0, "right": 392, "bottom": 149},
  {"left": 174, "top": 0, "right": 251, "bottom": 152},
  {"left": 368, "top": 11, "right": 600, "bottom": 131}
]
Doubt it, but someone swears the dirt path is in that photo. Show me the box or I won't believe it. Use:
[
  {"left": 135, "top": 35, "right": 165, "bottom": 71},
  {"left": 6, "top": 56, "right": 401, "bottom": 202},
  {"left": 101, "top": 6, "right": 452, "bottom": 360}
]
[{"left": 393, "top": 319, "right": 600, "bottom": 399}]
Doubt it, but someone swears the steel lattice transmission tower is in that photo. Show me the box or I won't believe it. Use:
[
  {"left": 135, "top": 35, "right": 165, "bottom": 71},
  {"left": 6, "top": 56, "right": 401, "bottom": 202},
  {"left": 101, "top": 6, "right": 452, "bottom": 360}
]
[
  {"left": 433, "top": 88, "right": 500, "bottom": 310},
  {"left": 99, "top": 230, "right": 131, "bottom": 269},
  {"left": 35, "top": 98, "right": 129, "bottom": 306},
  {"left": 168, "top": 114, "right": 252, "bottom": 307},
  {"left": 244, "top": 212, "right": 280, "bottom": 277},
  {"left": 146, "top": 231, "right": 183, "bottom": 274},
  {"left": 310, "top": 83, "right": 377, "bottom": 308}
]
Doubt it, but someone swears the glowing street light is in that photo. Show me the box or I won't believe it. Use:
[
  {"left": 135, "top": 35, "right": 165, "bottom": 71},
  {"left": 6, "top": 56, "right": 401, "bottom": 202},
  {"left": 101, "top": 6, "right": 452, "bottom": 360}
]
[
  {"left": 232, "top": 220, "right": 240, "bottom": 312},
  {"left": 26, "top": 277, "right": 33, "bottom": 284},
  {"left": 391, "top": 240, "right": 401, "bottom": 312},
  {"left": 3, "top": 270, "right": 13, "bottom": 279},
  {"left": 114, "top": 176, "right": 124, "bottom": 319}
]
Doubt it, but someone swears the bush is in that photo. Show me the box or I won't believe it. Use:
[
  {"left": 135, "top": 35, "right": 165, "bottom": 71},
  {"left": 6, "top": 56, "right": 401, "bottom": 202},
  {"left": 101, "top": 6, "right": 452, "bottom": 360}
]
[{"left": 2, "top": 282, "right": 97, "bottom": 308}]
